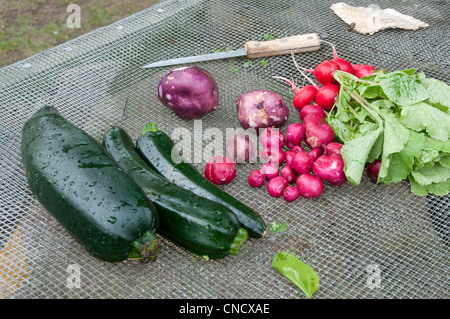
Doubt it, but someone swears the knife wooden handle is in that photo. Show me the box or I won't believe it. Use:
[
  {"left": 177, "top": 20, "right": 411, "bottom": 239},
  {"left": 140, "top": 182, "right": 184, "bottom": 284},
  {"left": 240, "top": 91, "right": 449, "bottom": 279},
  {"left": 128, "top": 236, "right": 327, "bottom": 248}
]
[{"left": 244, "top": 33, "right": 321, "bottom": 58}]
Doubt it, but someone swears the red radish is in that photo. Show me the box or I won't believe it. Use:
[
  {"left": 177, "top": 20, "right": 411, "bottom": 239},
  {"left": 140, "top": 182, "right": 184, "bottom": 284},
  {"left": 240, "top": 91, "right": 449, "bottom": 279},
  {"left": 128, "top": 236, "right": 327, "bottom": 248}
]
[
  {"left": 283, "top": 185, "right": 300, "bottom": 202},
  {"left": 296, "top": 173, "right": 324, "bottom": 198},
  {"left": 261, "top": 147, "right": 285, "bottom": 166},
  {"left": 261, "top": 162, "right": 280, "bottom": 181},
  {"left": 273, "top": 76, "right": 318, "bottom": 111},
  {"left": 325, "top": 142, "right": 343, "bottom": 157},
  {"left": 281, "top": 165, "right": 298, "bottom": 184},
  {"left": 275, "top": 57, "right": 325, "bottom": 111},
  {"left": 248, "top": 169, "right": 265, "bottom": 188},
  {"left": 307, "top": 148, "right": 323, "bottom": 163},
  {"left": 304, "top": 115, "right": 335, "bottom": 149},
  {"left": 299, "top": 104, "right": 326, "bottom": 122},
  {"left": 352, "top": 64, "right": 363, "bottom": 73},
  {"left": 289, "top": 53, "right": 339, "bottom": 92},
  {"left": 204, "top": 156, "right": 236, "bottom": 185},
  {"left": 366, "top": 159, "right": 381, "bottom": 183},
  {"left": 303, "top": 112, "right": 326, "bottom": 127},
  {"left": 285, "top": 150, "right": 297, "bottom": 166},
  {"left": 322, "top": 40, "right": 354, "bottom": 74},
  {"left": 286, "top": 145, "right": 304, "bottom": 166},
  {"left": 315, "top": 83, "right": 340, "bottom": 111},
  {"left": 333, "top": 58, "right": 354, "bottom": 74},
  {"left": 355, "top": 64, "right": 375, "bottom": 78},
  {"left": 259, "top": 127, "right": 285, "bottom": 150},
  {"left": 267, "top": 176, "right": 289, "bottom": 197},
  {"left": 292, "top": 85, "right": 318, "bottom": 110},
  {"left": 312, "top": 154, "right": 347, "bottom": 186},
  {"left": 285, "top": 123, "right": 305, "bottom": 146},
  {"left": 313, "top": 60, "right": 340, "bottom": 85},
  {"left": 286, "top": 140, "right": 297, "bottom": 149},
  {"left": 290, "top": 145, "right": 304, "bottom": 153},
  {"left": 290, "top": 150, "right": 313, "bottom": 174}
]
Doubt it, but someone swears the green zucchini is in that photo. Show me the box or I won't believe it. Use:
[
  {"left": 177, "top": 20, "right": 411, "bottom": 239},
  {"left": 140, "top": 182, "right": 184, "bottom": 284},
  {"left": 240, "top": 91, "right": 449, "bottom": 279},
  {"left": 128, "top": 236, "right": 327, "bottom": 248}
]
[
  {"left": 135, "top": 123, "right": 268, "bottom": 238},
  {"left": 20, "top": 106, "right": 160, "bottom": 263},
  {"left": 102, "top": 125, "right": 248, "bottom": 259}
]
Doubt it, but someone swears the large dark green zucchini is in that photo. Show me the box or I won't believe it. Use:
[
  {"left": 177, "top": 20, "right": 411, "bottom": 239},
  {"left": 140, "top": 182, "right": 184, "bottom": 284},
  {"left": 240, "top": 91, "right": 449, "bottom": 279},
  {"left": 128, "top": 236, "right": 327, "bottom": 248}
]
[
  {"left": 20, "top": 106, "right": 160, "bottom": 263},
  {"left": 102, "top": 126, "right": 248, "bottom": 259},
  {"left": 135, "top": 123, "right": 268, "bottom": 238}
]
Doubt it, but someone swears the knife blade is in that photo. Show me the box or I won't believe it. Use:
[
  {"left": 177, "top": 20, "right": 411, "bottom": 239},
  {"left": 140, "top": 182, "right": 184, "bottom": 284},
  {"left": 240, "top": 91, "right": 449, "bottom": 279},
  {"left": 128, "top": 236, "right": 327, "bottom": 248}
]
[{"left": 142, "top": 33, "right": 321, "bottom": 68}]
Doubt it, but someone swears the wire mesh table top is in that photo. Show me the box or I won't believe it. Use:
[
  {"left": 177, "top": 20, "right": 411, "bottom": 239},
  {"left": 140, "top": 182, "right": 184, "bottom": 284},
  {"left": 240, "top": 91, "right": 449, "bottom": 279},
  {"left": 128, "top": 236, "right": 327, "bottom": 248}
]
[{"left": 0, "top": 0, "right": 449, "bottom": 299}]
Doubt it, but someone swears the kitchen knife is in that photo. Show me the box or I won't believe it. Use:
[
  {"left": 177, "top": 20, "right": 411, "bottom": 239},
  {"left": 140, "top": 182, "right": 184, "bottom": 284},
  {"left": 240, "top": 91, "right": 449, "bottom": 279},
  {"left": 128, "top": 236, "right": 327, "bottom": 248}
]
[{"left": 141, "top": 33, "right": 321, "bottom": 68}]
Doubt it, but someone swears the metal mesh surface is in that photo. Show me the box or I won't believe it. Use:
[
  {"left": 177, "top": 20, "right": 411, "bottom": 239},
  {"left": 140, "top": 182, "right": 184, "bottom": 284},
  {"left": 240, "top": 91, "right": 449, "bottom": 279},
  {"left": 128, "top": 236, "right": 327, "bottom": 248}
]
[{"left": 1, "top": 0, "right": 449, "bottom": 299}]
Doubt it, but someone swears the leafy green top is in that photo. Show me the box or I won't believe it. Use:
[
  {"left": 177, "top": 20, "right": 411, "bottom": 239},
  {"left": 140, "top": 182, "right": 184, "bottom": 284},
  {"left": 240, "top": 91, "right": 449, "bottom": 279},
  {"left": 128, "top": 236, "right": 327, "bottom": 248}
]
[{"left": 328, "top": 69, "right": 450, "bottom": 196}]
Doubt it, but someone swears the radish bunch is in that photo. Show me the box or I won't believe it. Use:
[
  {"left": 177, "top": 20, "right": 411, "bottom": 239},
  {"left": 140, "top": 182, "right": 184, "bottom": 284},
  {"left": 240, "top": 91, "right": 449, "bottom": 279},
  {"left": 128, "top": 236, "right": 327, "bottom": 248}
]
[
  {"left": 212, "top": 41, "right": 378, "bottom": 199},
  {"left": 275, "top": 41, "right": 375, "bottom": 113},
  {"left": 247, "top": 117, "right": 347, "bottom": 201}
]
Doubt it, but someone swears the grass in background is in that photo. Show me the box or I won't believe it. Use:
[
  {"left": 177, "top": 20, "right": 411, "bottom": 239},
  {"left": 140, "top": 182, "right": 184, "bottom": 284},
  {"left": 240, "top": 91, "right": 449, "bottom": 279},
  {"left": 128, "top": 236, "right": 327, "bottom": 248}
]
[{"left": 0, "top": 0, "right": 159, "bottom": 67}]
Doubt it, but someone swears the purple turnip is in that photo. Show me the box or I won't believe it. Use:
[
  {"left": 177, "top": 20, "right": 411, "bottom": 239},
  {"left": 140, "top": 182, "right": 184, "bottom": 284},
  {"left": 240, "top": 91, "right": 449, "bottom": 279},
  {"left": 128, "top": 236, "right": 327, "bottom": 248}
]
[
  {"left": 236, "top": 90, "right": 289, "bottom": 129},
  {"left": 157, "top": 66, "right": 219, "bottom": 120}
]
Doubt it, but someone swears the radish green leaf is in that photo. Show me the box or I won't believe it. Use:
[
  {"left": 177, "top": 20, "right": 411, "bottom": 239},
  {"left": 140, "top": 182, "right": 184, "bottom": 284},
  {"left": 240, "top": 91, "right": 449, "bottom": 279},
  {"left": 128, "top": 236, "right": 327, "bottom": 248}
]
[{"left": 272, "top": 252, "right": 319, "bottom": 298}]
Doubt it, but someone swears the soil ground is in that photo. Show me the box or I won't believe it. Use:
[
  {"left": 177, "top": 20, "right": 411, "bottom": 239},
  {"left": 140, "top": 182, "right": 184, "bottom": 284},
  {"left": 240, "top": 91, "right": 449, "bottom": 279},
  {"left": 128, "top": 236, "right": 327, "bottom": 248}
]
[{"left": 0, "top": 0, "right": 159, "bottom": 67}]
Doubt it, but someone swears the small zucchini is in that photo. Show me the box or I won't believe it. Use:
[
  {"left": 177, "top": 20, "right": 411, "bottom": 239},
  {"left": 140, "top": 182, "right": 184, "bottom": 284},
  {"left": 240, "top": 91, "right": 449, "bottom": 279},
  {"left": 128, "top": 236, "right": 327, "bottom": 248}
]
[
  {"left": 102, "top": 126, "right": 248, "bottom": 260},
  {"left": 136, "top": 123, "right": 268, "bottom": 238},
  {"left": 20, "top": 106, "right": 160, "bottom": 263}
]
